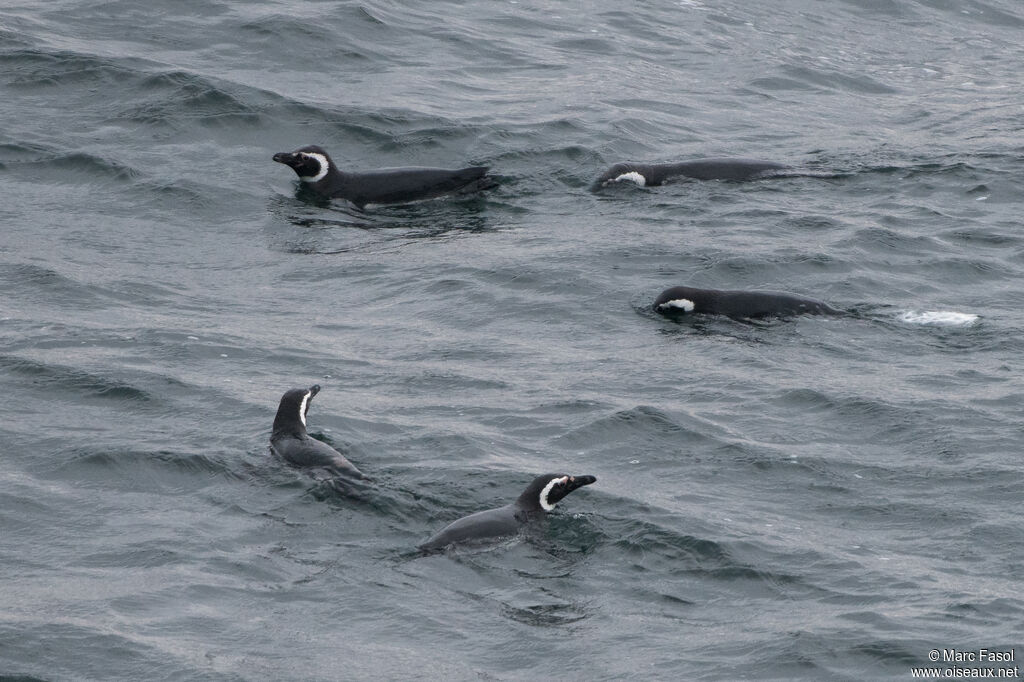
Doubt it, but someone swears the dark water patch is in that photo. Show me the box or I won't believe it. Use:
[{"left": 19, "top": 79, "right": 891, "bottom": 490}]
[
  {"left": 398, "top": 370, "right": 510, "bottom": 393},
  {"left": 47, "top": 447, "right": 245, "bottom": 497},
  {"left": 895, "top": 160, "right": 987, "bottom": 182},
  {"left": 301, "top": 473, "right": 438, "bottom": 521},
  {"left": 835, "top": 0, "right": 913, "bottom": 18},
  {"left": 542, "top": 514, "right": 605, "bottom": 556},
  {"left": 597, "top": 513, "right": 828, "bottom": 603},
  {"left": 776, "top": 388, "right": 908, "bottom": 419},
  {"left": 76, "top": 541, "right": 185, "bottom": 569},
  {"left": 261, "top": 100, "right": 404, "bottom": 145},
  {"left": 751, "top": 65, "right": 899, "bottom": 95},
  {"left": 0, "top": 263, "right": 108, "bottom": 307},
  {"left": 769, "top": 388, "right": 958, "bottom": 452},
  {"left": 0, "top": 141, "right": 61, "bottom": 164},
  {"left": 120, "top": 70, "right": 259, "bottom": 126},
  {"left": 781, "top": 214, "right": 846, "bottom": 231},
  {"left": 606, "top": 516, "right": 731, "bottom": 566},
  {"left": 529, "top": 398, "right": 613, "bottom": 415},
  {"left": 914, "top": 256, "right": 1015, "bottom": 283},
  {"left": 106, "top": 279, "right": 194, "bottom": 310},
  {"left": 553, "top": 36, "right": 617, "bottom": 54},
  {"left": 133, "top": 177, "right": 212, "bottom": 212},
  {"left": 0, "top": 47, "right": 145, "bottom": 90},
  {"left": 2, "top": 150, "right": 139, "bottom": 183},
  {"left": 264, "top": 192, "right": 497, "bottom": 254},
  {"left": 0, "top": 354, "right": 152, "bottom": 404},
  {"left": 0, "top": 486, "right": 59, "bottom": 536},
  {"left": 0, "top": 621, "right": 244, "bottom": 682},
  {"left": 237, "top": 14, "right": 370, "bottom": 64},
  {"left": 719, "top": 634, "right": 903, "bottom": 682},
  {"left": 553, "top": 405, "right": 722, "bottom": 453},
  {"left": 940, "top": 597, "right": 1024, "bottom": 627},
  {"left": 692, "top": 252, "right": 854, "bottom": 288},
  {"left": 45, "top": 0, "right": 231, "bottom": 33},
  {"left": 917, "top": 0, "right": 1024, "bottom": 28},
  {"left": 0, "top": 21, "right": 37, "bottom": 49},
  {"left": 485, "top": 133, "right": 597, "bottom": 170},
  {"left": 941, "top": 227, "right": 1022, "bottom": 248},
  {"left": 836, "top": 226, "right": 946, "bottom": 255},
  {"left": 498, "top": 599, "right": 590, "bottom": 627},
  {"left": 748, "top": 75, "right": 820, "bottom": 93},
  {"left": 266, "top": 104, "right": 498, "bottom": 150},
  {"left": 824, "top": 498, "right": 978, "bottom": 534}
]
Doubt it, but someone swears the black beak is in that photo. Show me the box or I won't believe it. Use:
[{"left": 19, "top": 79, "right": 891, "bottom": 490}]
[
  {"left": 308, "top": 384, "right": 321, "bottom": 397},
  {"left": 567, "top": 475, "right": 597, "bottom": 491},
  {"left": 273, "top": 152, "right": 296, "bottom": 165}
]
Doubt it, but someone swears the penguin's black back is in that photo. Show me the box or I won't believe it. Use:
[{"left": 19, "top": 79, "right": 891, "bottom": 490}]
[
  {"left": 324, "top": 166, "right": 494, "bottom": 207},
  {"left": 654, "top": 286, "right": 843, "bottom": 319},
  {"left": 417, "top": 505, "right": 523, "bottom": 552},
  {"left": 593, "top": 159, "right": 789, "bottom": 189}
]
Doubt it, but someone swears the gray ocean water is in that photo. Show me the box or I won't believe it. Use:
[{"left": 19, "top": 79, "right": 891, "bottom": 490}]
[{"left": 2, "top": 0, "right": 1022, "bottom": 680}]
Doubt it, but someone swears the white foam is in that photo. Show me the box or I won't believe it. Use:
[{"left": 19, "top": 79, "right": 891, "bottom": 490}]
[
  {"left": 609, "top": 171, "right": 646, "bottom": 187},
  {"left": 539, "top": 475, "right": 568, "bottom": 512},
  {"left": 658, "top": 298, "right": 696, "bottom": 312},
  {"left": 897, "top": 310, "right": 979, "bottom": 326},
  {"left": 298, "top": 152, "right": 329, "bottom": 182},
  {"left": 298, "top": 390, "right": 311, "bottom": 427}
]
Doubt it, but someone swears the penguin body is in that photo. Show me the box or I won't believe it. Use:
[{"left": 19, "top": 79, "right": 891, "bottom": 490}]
[
  {"left": 270, "top": 385, "right": 364, "bottom": 479},
  {"left": 419, "top": 473, "right": 596, "bottom": 552},
  {"left": 273, "top": 145, "right": 496, "bottom": 208}
]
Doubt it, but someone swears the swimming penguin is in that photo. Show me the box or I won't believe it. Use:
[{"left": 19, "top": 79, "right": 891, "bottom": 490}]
[
  {"left": 418, "top": 473, "right": 596, "bottom": 552},
  {"left": 654, "top": 285, "right": 844, "bottom": 320},
  {"left": 270, "top": 385, "right": 365, "bottom": 479},
  {"left": 272, "top": 145, "right": 496, "bottom": 208},
  {"left": 592, "top": 159, "right": 790, "bottom": 190}
]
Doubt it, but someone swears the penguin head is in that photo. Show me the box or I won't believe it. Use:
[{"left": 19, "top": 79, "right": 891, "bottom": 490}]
[
  {"left": 272, "top": 384, "right": 321, "bottom": 435},
  {"left": 653, "top": 286, "right": 699, "bottom": 317},
  {"left": 272, "top": 145, "right": 334, "bottom": 183},
  {"left": 517, "top": 473, "right": 597, "bottom": 512}
]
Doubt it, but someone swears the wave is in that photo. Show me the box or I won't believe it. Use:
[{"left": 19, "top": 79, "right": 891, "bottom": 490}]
[
  {"left": 0, "top": 144, "right": 139, "bottom": 181},
  {"left": 0, "top": 354, "right": 153, "bottom": 403}
]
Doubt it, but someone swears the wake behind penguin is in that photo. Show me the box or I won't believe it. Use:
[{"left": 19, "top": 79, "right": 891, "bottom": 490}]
[{"left": 896, "top": 310, "right": 980, "bottom": 326}]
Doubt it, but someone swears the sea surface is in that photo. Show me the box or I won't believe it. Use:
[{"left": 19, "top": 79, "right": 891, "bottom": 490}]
[{"left": 1, "top": 1, "right": 1022, "bottom": 680}]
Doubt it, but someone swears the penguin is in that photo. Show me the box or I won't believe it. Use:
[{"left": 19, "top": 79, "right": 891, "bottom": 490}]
[
  {"left": 270, "top": 385, "right": 365, "bottom": 479},
  {"left": 272, "top": 145, "right": 497, "bottom": 208},
  {"left": 418, "top": 473, "right": 596, "bottom": 552},
  {"left": 653, "top": 285, "right": 844, "bottom": 320},
  {"left": 592, "top": 159, "right": 790, "bottom": 190}
]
